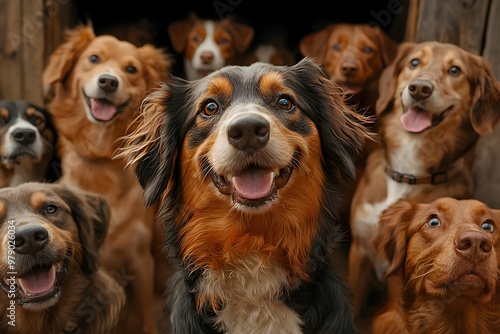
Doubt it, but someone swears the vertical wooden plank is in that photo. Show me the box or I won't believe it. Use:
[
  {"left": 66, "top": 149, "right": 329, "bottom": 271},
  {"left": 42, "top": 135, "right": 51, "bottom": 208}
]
[
  {"left": 404, "top": 0, "right": 419, "bottom": 42},
  {"left": 415, "top": 0, "right": 490, "bottom": 53},
  {"left": 0, "top": 0, "right": 22, "bottom": 100},
  {"left": 482, "top": 0, "right": 500, "bottom": 79}
]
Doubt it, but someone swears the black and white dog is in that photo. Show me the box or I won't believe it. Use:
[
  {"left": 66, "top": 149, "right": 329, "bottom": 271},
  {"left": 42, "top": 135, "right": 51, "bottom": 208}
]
[{"left": 0, "top": 100, "right": 59, "bottom": 187}]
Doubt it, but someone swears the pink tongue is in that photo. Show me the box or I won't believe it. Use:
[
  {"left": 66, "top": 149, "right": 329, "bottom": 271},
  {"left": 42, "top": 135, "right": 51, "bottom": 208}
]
[
  {"left": 91, "top": 99, "right": 117, "bottom": 121},
  {"left": 401, "top": 107, "right": 433, "bottom": 133},
  {"left": 18, "top": 265, "right": 56, "bottom": 295},
  {"left": 232, "top": 169, "right": 273, "bottom": 199}
]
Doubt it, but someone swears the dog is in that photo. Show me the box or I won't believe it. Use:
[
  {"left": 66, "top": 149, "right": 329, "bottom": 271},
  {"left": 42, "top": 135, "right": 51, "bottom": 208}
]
[
  {"left": 116, "top": 57, "right": 370, "bottom": 333},
  {"left": 348, "top": 41, "right": 500, "bottom": 321},
  {"left": 167, "top": 11, "right": 254, "bottom": 80},
  {"left": 0, "top": 182, "right": 125, "bottom": 333},
  {"left": 371, "top": 197, "right": 500, "bottom": 334},
  {"left": 42, "top": 24, "right": 172, "bottom": 333},
  {"left": 0, "top": 100, "right": 58, "bottom": 188},
  {"left": 299, "top": 23, "right": 397, "bottom": 120}
]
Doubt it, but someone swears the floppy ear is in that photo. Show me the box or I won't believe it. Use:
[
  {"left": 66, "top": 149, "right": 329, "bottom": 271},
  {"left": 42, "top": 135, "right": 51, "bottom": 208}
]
[
  {"left": 222, "top": 16, "right": 254, "bottom": 53},
  {"left": 42, "top": 24, "right": 96, "bottom": 101},
  {"left": 373, "top": 199, "right": 417, "bottom": 277},
  {"left": 167, "top": 12, "right": 197, "bottom": 53},
  {"left": 468, "top": 55, "right": 500, "bottom": 136},
  {"left": 137, "top": 44, "right": 172, "bottom": 88},
  {"left": 116, "top": 78, "right": 188, "bottom": 207},
  {"left": 375, "top": 42, "right": 416, "bottom": 115},
  {"left": 55, "top": 184, "right": 110, "bottom": 274},
  {"left": 299, "top": 25, "right": 336, "bottom": 64}
]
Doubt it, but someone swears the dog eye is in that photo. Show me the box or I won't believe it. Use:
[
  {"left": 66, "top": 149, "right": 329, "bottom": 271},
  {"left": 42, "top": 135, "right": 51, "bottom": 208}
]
[
  {"left": 332, "top": 43, "right": 342, "bottom": 51},
  {"left": 44, "top": 205, "right": 58, "bottom": 214},
  {"left": 449, "top": 66, "right": 462, "bottom": 77},
  {"left": 126, "top": 66, "right": 137, "bottom": 74},
  {"left": 363, "top": 46, "right": 373, "bottom": 53},
  {"left": 481, "top": 220, "right": 495, "bottom": 232},
  {"left": 28, "top": 114, "right": 45, "bottom": 127},
  {"left": 201, "top": 101, "right": 219, "bottom": 116},
  {"left": 218, "top": 37, "right": 228, "bottom": 45},
  {"left": 409, "top": 58, "right": 420, "bottom": 69},
  {"left": 277, "top": 96, "right": 293, "bottom": 111},
  {"left": 89, "top": 55, "right": 99, "bottom": 63},
  {"left": 192, "top": 35, "right": 202, "bottom": 44},
  {"left": 428, "top": 216, "right": 440, "bottom": 227}
]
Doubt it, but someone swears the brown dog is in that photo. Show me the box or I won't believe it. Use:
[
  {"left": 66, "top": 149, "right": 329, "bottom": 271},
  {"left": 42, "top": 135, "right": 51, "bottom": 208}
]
[
  {"left": 42, "top": 24, "right": 172, "bottom": 333},
  {"left": 348, "top": 41, "right": 500, "bottom": 321},
  {"left": 0, "top": 182, "right": 125, "bottom": 333},
  {"left": 372, "top": 197, "right": 500, "bottom": 334}
]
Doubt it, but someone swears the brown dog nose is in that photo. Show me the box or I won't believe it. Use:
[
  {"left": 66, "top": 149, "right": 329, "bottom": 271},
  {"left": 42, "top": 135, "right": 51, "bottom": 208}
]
[
  {"left": 341, "top": 60, "right": 358, "bottom": 77},
  {"left": 15, "top": 224, "right": 49, "bottom": 254},
  {"left": 408, "top": 79, "right": 434, "bottom": 100},
  {"left": 455, "top": 231, "right": 492, "bottom": 262},
  {"left": 200, "top": 51, "right": 214, "bottom": 65},
  {"left": 228, "top": 114, "right": 270, "bottom": 154},
  {"left": 98, "top": 74, "right": 119, "bottom": 93}
]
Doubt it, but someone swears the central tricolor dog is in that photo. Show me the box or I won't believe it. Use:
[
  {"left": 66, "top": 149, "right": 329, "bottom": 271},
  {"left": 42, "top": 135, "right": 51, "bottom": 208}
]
[{"left": 118, "top": 58, "right": 370, "bottom": 333}]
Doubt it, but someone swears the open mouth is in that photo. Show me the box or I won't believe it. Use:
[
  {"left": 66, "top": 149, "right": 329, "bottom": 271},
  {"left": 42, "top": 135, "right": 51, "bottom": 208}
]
[
  {"left": 401, "top": 105, "right": 453, "bottom": 133},
  {"left": 209, "top": 161, "right": 295, "bottom": 208},
  {"left": 1, "top": 249, "right": 71, "bottom": 307},
  {"left": 337, "top": 82, "right": 363, "bottom": 96},
  {"left": 84, "top": 91, "right": 129, "bottom": 122}
]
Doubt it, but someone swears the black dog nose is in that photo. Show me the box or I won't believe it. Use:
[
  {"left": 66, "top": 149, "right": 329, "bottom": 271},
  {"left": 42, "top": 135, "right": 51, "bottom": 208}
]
[
  {"left": 15, "top": 224, "right": 49, "bottom": 254},
  {"left": 227, "top": 114, "right": 270, "bottom": 153},
  {"left": 98, "top": 74, "right": 119, "bottom": 93},
  {"left": 11, "top": 128, "right": 37, "bottom": 145},
  {"left": 408, "top": 79, "right": 434, "bottom": 100}
]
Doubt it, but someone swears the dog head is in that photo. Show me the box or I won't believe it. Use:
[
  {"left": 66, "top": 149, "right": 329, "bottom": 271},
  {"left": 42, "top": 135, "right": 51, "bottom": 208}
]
[
  {"left": 300, "top": 23, "right": 397, "bottom": 97},
  {"left": 0, "top": 100, "right": 58, "bottom": 186},
  {"left": 0, "top": 182, "right": 110, "bottom": 311},
  {"left": 168, "top": 12, "right": 255, "bottom": 80},
  {"left": 42, "top": 24, "right": 171, "bottom": 158},
  {"left": 376, "top": 41, "right": 500, "bottom": 135},
  {"left": 118, "top": 58, "right": 369, "bottom": 275},
  {"left": 374, "top": 197, "right": 500, "bottom": 304}
]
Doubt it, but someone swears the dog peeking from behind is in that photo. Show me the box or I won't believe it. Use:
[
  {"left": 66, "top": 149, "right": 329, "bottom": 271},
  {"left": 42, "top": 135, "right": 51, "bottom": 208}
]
[
  {"left": 117, "top": 57, "right": 371, "bottom": 334},
  {"left": 0, "top": 100, "right": 58, "bottom": 188},
  {"left": 0, "top": 182, "right": 125, "bottom": 334},
  {"left": 371, "top": 197, "right": 500, "bottom": 334},
  {"left": 167, "top": 11, "right": 255, "bottom": 80}
]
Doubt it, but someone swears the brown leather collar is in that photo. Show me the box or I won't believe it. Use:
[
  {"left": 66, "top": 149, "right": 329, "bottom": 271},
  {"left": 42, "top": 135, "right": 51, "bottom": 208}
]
[{"left": 385, "top": 160, "right": 464, "bottom": 185}]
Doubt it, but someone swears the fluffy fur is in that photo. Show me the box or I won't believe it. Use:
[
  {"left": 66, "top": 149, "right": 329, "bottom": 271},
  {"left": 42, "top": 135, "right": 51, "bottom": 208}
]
[
  {"left": 372, "top": 197, "right": 500, "bottom": 334},
  {"left": 0, "top": 100, "right": 58, "bottom": 187},
  {"left": 117, "top": 57, "right": 370, "bottom": 333},
  {"left": 0, "top": 182, "right": 125, "bottom": 333},
  {"left": 348, "top": 41, "right": 500, "bottom": 320},
  {"left": 42, "top": 24, "right": 172, "bottom": 334}
]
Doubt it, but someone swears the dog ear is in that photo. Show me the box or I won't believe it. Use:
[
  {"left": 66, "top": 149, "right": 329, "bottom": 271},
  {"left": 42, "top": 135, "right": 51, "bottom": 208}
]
[
  {"left": 368, "top": 25, "right": 398, "bottom": 67},
  {"left": 299, "top": 25, "right": 336, "bottom": 64},
  {"left": 42, "top": 24, "right": 96, "bottom": 101},
  {"left": 222, "top": 16, "right": 255, "bottom": 53},
  {"left": 137, "top": 44, "right": 172, "bottom": 88},
  {"left": 55, "top": 184, "right": 110, "bottom": 274},
  {"left": 116, "top": 81, "right": 186, "bottom": 207},
  {"left": 468, "top": 55, "right": 500, "bottom": 136},
  {"left": 376, "top": 42, "right": 416, "bottom": 115},
  {"left": 167, "top": 12, "right": 197, "bottom": 53},
  {"left": 373, "top": 199, "right": 416, "bottom": 277}
]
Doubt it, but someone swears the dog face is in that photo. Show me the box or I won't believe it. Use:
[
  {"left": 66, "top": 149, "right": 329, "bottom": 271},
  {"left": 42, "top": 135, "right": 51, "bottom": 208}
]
[
  {"left": 43, "top": 24, "right": 171, "bottom": 158},
  {"left": 375, "top": 197, "right": 500, "bottom": 303},
  {"left": 168, "top": 12, "right": 255, "bottom": 80},
  {"left": 300, "top": 23, "right": 397, "bottom": 96},
  {"left": 0, "top": 100, "right": 55, "bottom": 169},
  {"left": 0, "top": 182, "right": 109, "bottom": 311},
  {"left": 119, "top": 58, "right": 369, "bottom": 273}
]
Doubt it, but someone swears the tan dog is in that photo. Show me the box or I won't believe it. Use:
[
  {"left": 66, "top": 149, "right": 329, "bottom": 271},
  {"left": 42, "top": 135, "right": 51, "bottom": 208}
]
[
  {"left": 372, "top": 197, "right": 500, "bottom": 334},
  {"left": 0, "top": 182, "right": 125, "bottom": 334},
  {"left": 42, "top": 24, "right": 171, "bottom": 333},
  {"left": 348, "top": 41, "right": 500, "bottom": 320},
  {"left": 168, "top": 12, "right": 254, "bottom": 80}
]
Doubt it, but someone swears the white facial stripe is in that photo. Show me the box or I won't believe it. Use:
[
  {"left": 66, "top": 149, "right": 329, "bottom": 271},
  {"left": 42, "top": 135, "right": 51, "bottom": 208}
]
[
  {"left": 191, "top": 21, "right": 225, "bottom": 71},
  {"left": 2, "top": 116, "right": 43, "bottom": 159}
]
